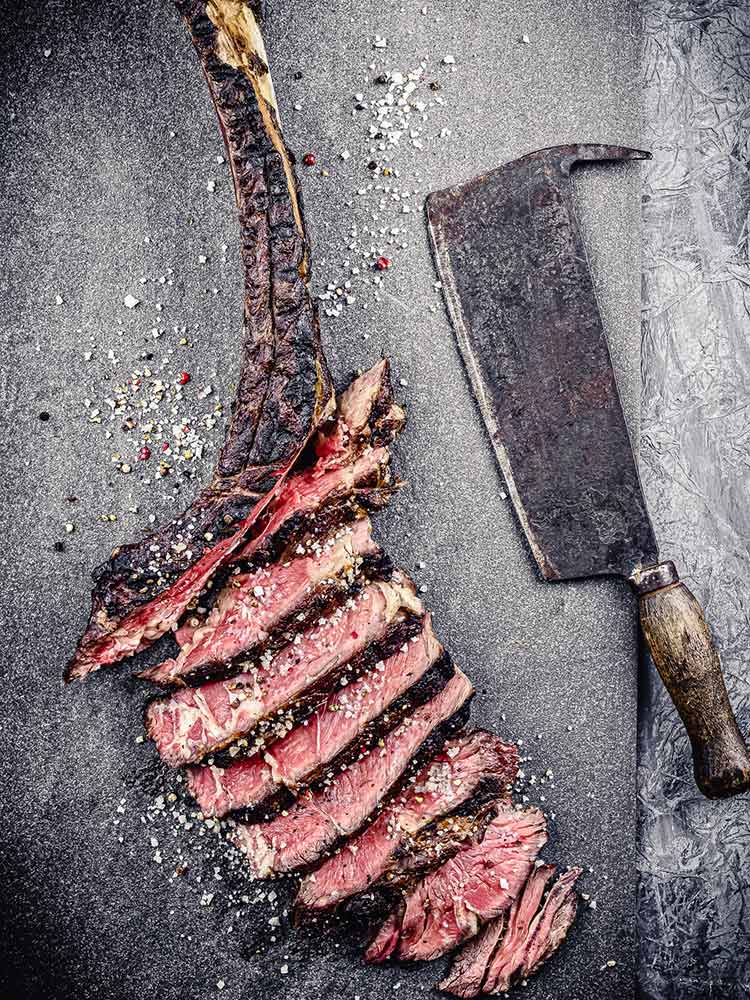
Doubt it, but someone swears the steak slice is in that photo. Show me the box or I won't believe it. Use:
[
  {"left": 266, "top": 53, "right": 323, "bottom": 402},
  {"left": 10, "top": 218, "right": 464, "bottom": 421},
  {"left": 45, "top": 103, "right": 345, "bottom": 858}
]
[
  {"left": 235, "top": 359, "right": 405, "bottom": 567},
  {"left": 365, "top": 802, "right": 547, "bottom": 963},
  {"left": 140, "top": 517, "right": 380, "bottom": 687},
  {"left": 231, "top": 668, "right": 475, "bottom": 877},
  {"left": 296, "top": 731, "right": 519, "bottom": 914},
  {"left": 512, "top": 866, "right": 581, "bottom": 987},
  {"left": 66, "top": 0, "right": 333, "bottom": 681},
  {"left": 443, "top": 865, "right": 582, "bottom": 996},
  {"left": 438, "top": 914, "right": 508, "bottom": 999},
  {"left": 187, "top": 613, "right": 444, "bottom": 816},
  {"left": 145, "top": 575, "right": 422, "bottom": 766},
  {"left": 440, "top": 864, "right": 554, "bottom": 997}
]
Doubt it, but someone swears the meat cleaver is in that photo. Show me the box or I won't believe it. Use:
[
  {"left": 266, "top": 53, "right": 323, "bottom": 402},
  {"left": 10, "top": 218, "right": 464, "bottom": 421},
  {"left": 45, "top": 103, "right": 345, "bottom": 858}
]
[{"left": 426, "top": 143, "right": 750, "bottom": 799}]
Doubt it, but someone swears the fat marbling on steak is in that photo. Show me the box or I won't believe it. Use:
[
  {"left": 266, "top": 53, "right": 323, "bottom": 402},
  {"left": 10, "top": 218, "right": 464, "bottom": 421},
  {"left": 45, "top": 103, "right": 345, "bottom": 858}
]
[
  {"left": 66, "top": 0, "right": 333, "bottom": 681},
  {"left": 146, "top": 575, "right": 422, "bottom": 766},
  {"left": 365, "top": 802, "right": 547, "bottom": 963},
  {"left": 139, "top": 516, "right": 381, "bottom": 686},
  {"left": 187, "top": 612, "right": 446, "bottom": 815},
  {"left": 231, "top": 667, "right": 474, "bottom": 877},
  {"left": 296, "top": 730, "right": 519, "bottom": 914},
  {"left": 441, "top": 865, "right": 582, "bottom": 996}
]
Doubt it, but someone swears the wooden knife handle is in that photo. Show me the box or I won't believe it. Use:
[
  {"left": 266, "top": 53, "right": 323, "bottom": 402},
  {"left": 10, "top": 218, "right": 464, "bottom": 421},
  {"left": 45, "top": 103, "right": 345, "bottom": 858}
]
[{"left": 632, "top": 561, "right": 750, "bottom": 798}]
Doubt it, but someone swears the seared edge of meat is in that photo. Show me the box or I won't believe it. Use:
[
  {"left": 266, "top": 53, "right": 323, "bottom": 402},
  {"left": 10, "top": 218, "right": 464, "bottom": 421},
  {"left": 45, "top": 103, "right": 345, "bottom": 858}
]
[
  {"left": 236, "top": 358, "right": 405, "bottom": 569},
  {"left": 296, "top": 730, "right": 519, "bottom": 914},
  {"left": 186, "top": 613, "right": 446, "bottom": 815},
  {"left": 230, "top": 668, "right": 475, "bottom": 877},
  {"left": 145, "top": 574, "right": 422, "bottom": 766},
  {"left": 66, "top": 0, "right": 333, "bottom": 680},
  {"left": 139, "top": 517, "right": 381, "bottom": 686}
]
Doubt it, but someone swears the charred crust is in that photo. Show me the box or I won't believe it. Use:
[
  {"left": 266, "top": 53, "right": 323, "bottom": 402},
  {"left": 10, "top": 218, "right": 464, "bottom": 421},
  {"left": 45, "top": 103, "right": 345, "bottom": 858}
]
[
  {"left": 70, "top": 0, "right": 333, "bottom": 666},
  {"left": 283, "top": 701, "right": 474, "bottom": 885},
  {"left": 195, "top": 612, "right": 429, "bottom": 780}
]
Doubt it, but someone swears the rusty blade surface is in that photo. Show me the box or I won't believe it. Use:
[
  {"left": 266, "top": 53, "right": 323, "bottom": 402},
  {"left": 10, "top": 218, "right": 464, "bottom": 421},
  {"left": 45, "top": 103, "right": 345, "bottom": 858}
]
[{"left": 426, "top": 144, "right": 657, "bottom": 582}]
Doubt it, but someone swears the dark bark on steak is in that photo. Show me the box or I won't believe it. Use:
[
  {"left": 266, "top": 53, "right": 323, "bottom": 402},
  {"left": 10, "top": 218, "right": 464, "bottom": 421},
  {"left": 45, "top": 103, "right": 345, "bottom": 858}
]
[
  {"left": 139, "top": 517, "right": 380, "bottom": 687},
  {"left": 441, "top": 865, "right": 582, "bottom": 996},
  {"left": 187, "top": 614, "right": 447, "bottom": 816},
  {"left": 203, "top": 652, "right": 456, "bottom": 822},
  {"left": 296, "top": 731, "right": 519, "bottom": 915},
  {"left": 146, "top": 574, "right": 423, "bottom": 766},
  {"left": 231, "top": 668, "right": 475, "bottom": 877},
  {"left": 365, "top": 802, "right": 548, "bottom": 963},
  {"left": 66, "top": 0, "right": 332, "bottom": 681},
  {"left": 336, "top": 797, "right": 501, "bottom": 942}
]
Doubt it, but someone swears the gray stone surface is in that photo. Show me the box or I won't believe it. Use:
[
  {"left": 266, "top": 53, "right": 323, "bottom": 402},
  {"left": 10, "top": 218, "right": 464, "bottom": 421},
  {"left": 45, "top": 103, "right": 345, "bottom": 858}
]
[{"left": 1, "top": 2, "right": 643, "bottom": 998}]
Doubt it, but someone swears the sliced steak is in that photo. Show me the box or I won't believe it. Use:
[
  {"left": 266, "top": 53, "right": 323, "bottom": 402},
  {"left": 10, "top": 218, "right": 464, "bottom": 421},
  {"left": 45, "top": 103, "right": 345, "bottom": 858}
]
[
  {"left": 473, "top": 863, "right": 555, "bottom": 995},
  {"left": 235, "top": 359, "right": 405, "bottom": 567},
  {"left": 365, "top": 802, "right": 547, "bottom": 963},
  {"left": 440, "top": 864, "right": 554, "bottom": 997},
  {"left": 499, "top": 867, "right": 581, "bottom": 993},
  {"left": 187, "top": 613, "right": 444, "bottom": 816},
  {"left": 231, "top": 668, "right": 475, "bottom": 877},
  {"left": 438, "top": 915, "right": 508, "bottom": 998},
  {"left": 443, "top": 865, "right": 582, "bottom": 996},
  {"left": 66, "top": 0, "right": 333, "bottom": 680},
  {"left": 145, "top": 576, "right": 422, "bottom": 766},
  {"left": 140, "top": 517, "right": 380, "bottom": 687},
  {"left": 296, "top": 731, "right": 519, "bottom": 914}
]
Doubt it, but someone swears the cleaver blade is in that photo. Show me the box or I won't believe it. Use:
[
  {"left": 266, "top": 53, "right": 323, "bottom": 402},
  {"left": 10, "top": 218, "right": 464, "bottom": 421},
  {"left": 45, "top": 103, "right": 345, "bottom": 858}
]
[{"left": 426, "top": 143, "right": 750, "bottom": 799}]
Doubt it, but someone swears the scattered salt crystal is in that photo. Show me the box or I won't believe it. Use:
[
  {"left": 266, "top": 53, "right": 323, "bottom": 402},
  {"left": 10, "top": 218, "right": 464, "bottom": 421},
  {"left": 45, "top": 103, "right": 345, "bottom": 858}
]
[
  {"left": 442, "top": 54, "right": 456, "bottom": 65},
  {"left": 123, "top": 294, "right": 140, "bottom": 309}
]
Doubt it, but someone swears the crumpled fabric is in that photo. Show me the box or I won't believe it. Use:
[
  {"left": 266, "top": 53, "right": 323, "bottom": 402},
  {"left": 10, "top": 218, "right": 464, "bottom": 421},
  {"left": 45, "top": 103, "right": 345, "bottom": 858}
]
[{"left": 639, "top": 2, "right": 750, "bottom": 998}]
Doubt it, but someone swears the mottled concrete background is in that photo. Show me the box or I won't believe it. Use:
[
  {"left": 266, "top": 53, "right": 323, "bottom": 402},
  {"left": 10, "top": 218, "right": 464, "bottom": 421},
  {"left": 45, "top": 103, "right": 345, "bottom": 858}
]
[{"left": 1, "top": 2, "right": 644, "bottom": 999}]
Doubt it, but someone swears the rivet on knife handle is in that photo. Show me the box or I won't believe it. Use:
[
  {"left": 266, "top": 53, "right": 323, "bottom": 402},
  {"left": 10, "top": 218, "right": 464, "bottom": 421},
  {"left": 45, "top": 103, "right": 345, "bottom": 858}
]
[{"left": 632, "top": 562, "right": 750, "bottom": 799}]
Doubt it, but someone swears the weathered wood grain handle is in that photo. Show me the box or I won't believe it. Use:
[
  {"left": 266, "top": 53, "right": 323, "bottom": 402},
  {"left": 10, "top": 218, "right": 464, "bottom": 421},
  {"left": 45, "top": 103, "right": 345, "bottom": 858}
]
[{"left": 632, "top": 561, "right": 750, "bottom": 799}]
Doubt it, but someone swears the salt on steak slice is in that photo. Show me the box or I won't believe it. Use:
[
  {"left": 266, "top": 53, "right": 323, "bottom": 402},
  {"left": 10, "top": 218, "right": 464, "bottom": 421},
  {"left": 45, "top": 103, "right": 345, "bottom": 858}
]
[
  {"left": 145, "top": 574, "right": 422, "bottom": 766},
  {"left": 187, "top": 613, "right": 444, "bottom": 815},
  {"left": 440, "top": 864, "right": 553, "bottom": 997},
  {"left": 139, "top": 517, "right": 380, "bottom": 687},
  {"left": 234, "top": 359, "right": 405, "bottom": 567},
  {"left": 441, "top": 865, "right": 582, "bottom": 996},
  {"left": 66, "top": 0, "right": 333, "bottom": 682},
  {"left": 365, "top": 802, "right": 547, "bottom": 963},
  {"left": 231, "top": 668, "right": 475, "bottom": 877},
  {"left": 296, "top": 731, "right": 518, "bottom": 914}
]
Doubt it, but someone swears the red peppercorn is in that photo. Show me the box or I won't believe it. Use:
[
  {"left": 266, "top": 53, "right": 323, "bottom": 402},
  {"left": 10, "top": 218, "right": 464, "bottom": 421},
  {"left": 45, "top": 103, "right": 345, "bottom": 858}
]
[
  {"left": 302, "top": 153, "right": 317, "bottom": 167},
  {"left": 178, "top": 371, "right": 190, "bottom": 385},
  {"left": 375, "top": 256, "right": 391, "bottom": 271},
  {"left": 138, "top": 446, "right": 151, "bottom": 461},
  {"left": 162, "top": 441, "right": 170, "bottom": 453}
]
